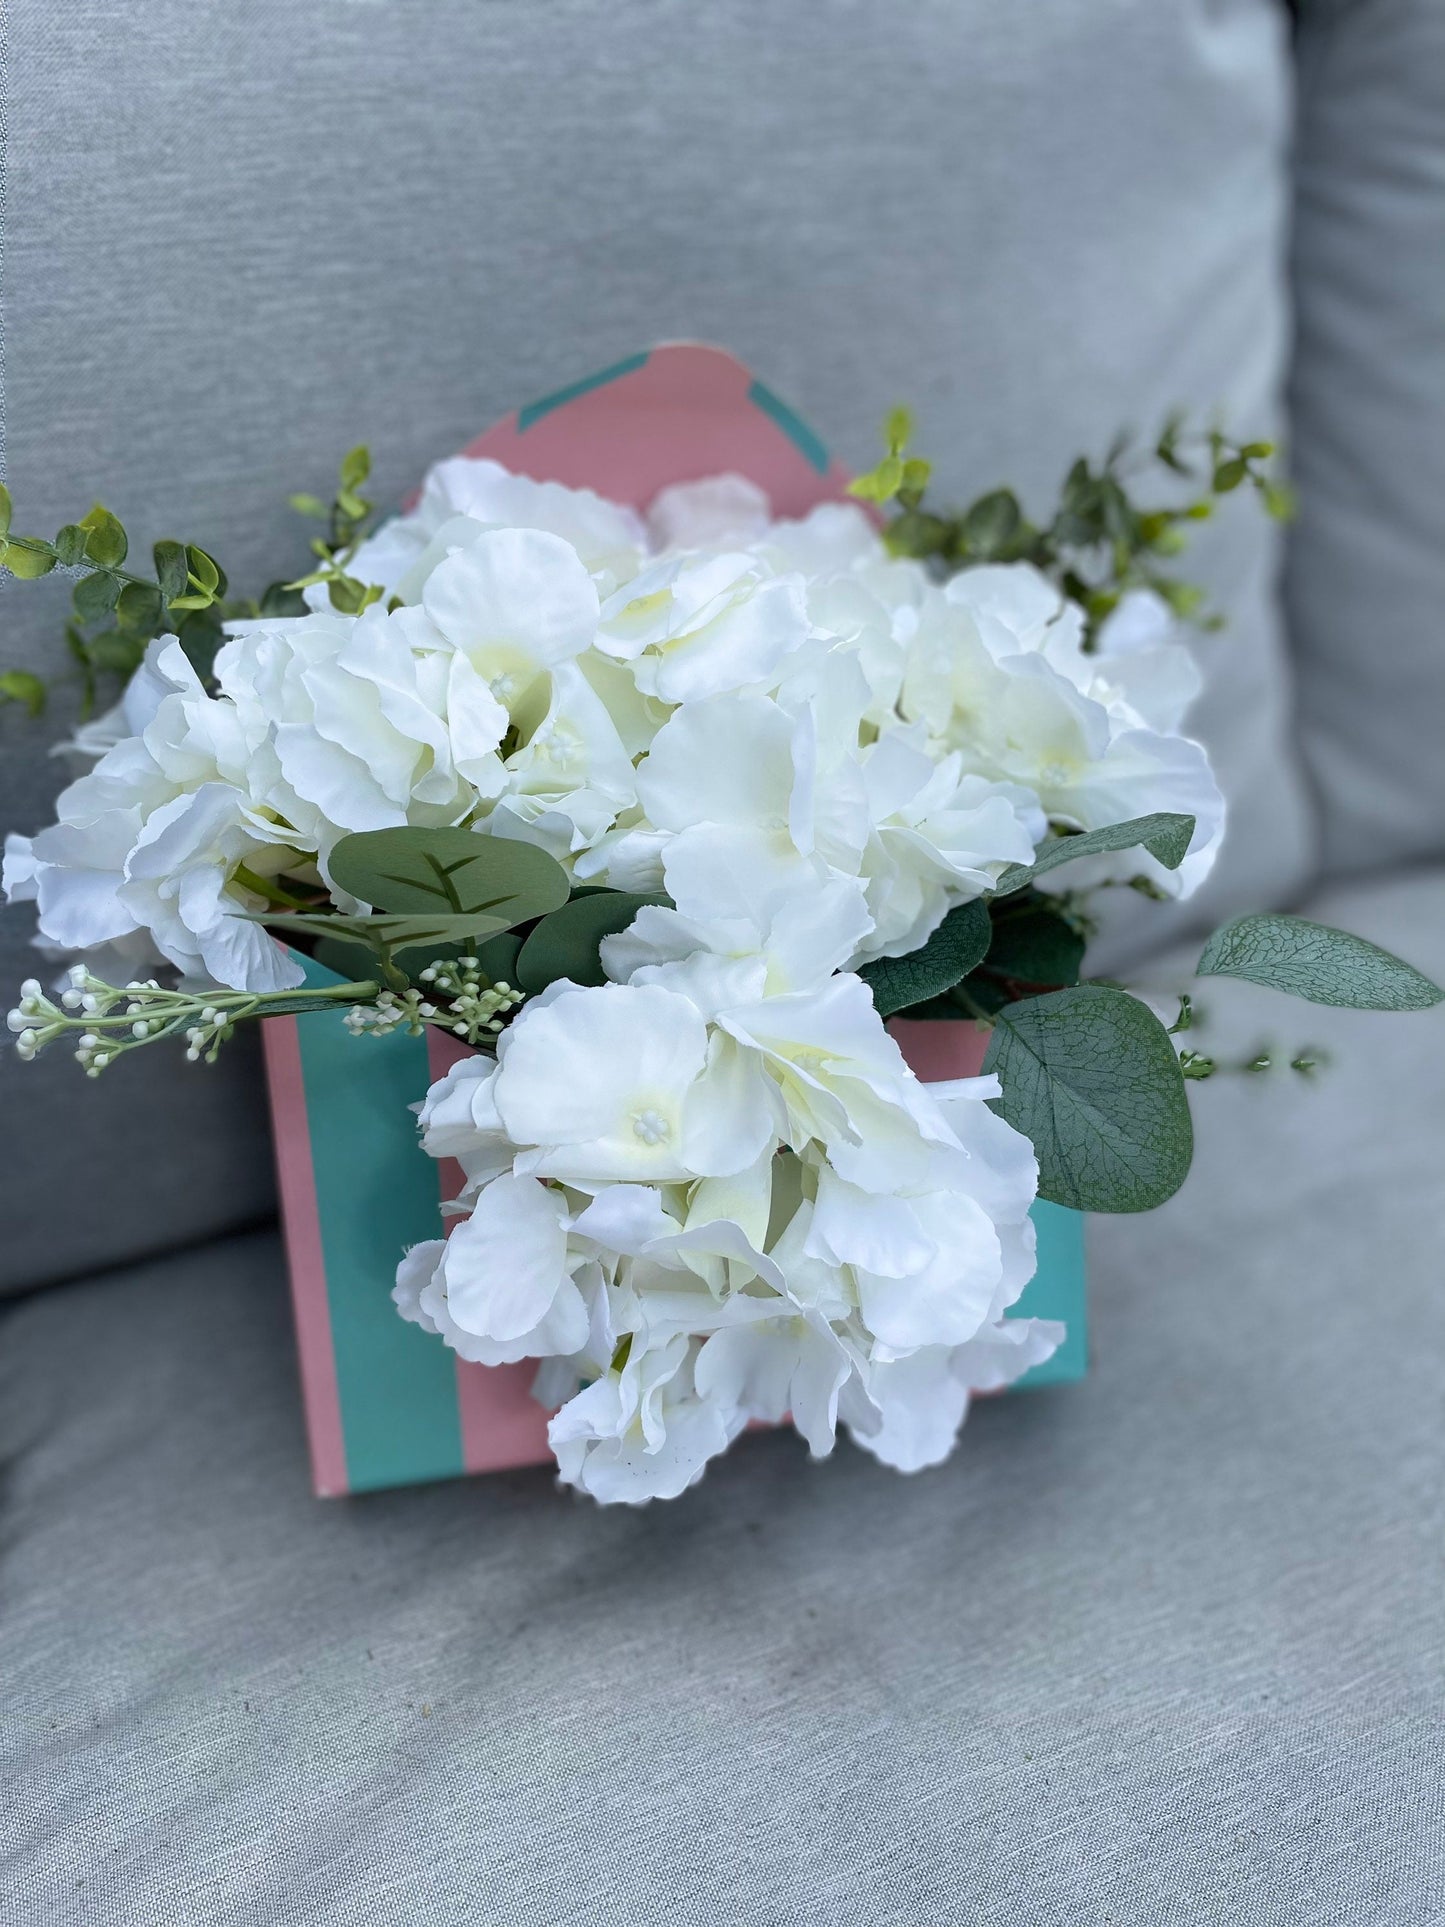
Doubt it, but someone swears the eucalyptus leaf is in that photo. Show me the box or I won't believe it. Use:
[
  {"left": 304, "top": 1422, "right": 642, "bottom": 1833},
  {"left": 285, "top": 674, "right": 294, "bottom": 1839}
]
[
  {"left": 313, "top": 937, "right": 379, "bottom": 983},
  {"left": 116, "top": 580, "right": 164, "bottom": 633},
  {"left": 80, "top": 506, "right": 127, "bottom": 569},
  {"left": 2, "top": 537, "right": 55, "bottom": 579},
  {"left": 185, "top": 545, "right": 221, "bottom": 595},
  {"left": 339, "top": 445, "right": 371, "bottom": 492},
  {"left": 53, "top": 524, "right": 89, "bottom": 567},
  {"left": 1196, "top": 914, "right": 1444, "bottom": 1011},
  {"left": 992, "top": 812, "right": 1196, "bottom": 897},
  {"left": 328, "top": 827, "right": 569, "bottom": 926},
  {"left": 473, "top": 931, "right": 524, "bottom": 984},
  {"left": 258, "top": 580, "right": 308, "bottom": 619},
  {"left": 72, "top": 571, "right": 122, "bottom": 622},
  {"left": 0, "top": 482, "right": 12, "bottom": 537},
  {"left": 982, "top": 903, "right": 1085, "bottom": 988},
  {"left": 255, "top": 909, "right": 524, "bottom": 954},
  {"left": 516, "top": 891, "right": 661, "bottom": 993},
  {"left": 982, "top": 984, "right": 1194, "bottom": 1213},
  {"left": 857, "top": 899, "right": 992, "bottom": 1018},
  {"left": 0, "top": 669, "right": 46, "bottom": 716},
  {"left": 961, "top": 489, "right": 1023, "bottom": 557},
  {"left": 153, "top": 539, "right": 190, "bottom": 603}
]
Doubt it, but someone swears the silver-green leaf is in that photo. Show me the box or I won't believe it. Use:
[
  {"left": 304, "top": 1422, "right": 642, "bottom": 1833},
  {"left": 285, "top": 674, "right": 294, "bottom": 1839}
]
[
  {"left": 327, "top": 827, "right": 570, "bottom": 926},
  {"left": 857, "top": 899, "right": 992, "bottom": 1018},
  {"left": 982, "top": 984, "right": 1194, "bottom": 1213},
  {"left": 992, "top": 812, "right": 1196, "bottom": 898},
  {"left": 516, "top": 891, "right": 662, "bottom": 993},
  {"left": 1196, "top": 913, "right": 1444, "bottom": 1011},
  {"left": 255, "top": 909, "right": 521, "bottom": 953}
]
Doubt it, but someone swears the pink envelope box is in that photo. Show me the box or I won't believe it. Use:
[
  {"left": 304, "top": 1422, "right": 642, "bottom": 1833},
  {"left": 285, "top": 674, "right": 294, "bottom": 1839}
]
[{"left": 262, "top": 345, "right": 1087, "bottom": 1496}]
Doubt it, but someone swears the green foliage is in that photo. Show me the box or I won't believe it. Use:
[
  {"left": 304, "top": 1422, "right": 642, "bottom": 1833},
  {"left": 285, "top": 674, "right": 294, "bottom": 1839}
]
[
  {"left": 327, "top": 827, "right": 570, "bottom": 923},
  {"left": 263, "top": 909, "right": 519, "bottom": 951},
  {"left": 282, "top": 444, "right": 382, "bottom": 612},
  {"left": 872, "top": 410, "right": 1292, "bottom": 646},
  {"left": 848, "top": 407, "right": 932, "bottom": 508},
  {"left": 0, "top": 444, "right": 378, "bottom": 718},
  {"left": 516, "top": 890, "right": 662, "bottom": 993},
  {"left": 2, "top": 537, "right": 57, "bottom": 579},
  {"left": 979, "top": 900, "right": 1086, "bottom": 990},
  {"left": 80, "top": 504, "right": 128, "bottom": 569},
  {"left": 990, "top": 812, "right": 1196, "bottom": 898},
  {"left": 0, "top": 669, "right": 46, "bottom": 716},
  {"left": 857, "top": 899, "right": 992, "bottom": 1018},
  {"left": 1196, "top": 914, "right": 1444, "bottom": 1011},
  {"left": 982, "top": 984, "right": 1194, "bottom": 1213}
]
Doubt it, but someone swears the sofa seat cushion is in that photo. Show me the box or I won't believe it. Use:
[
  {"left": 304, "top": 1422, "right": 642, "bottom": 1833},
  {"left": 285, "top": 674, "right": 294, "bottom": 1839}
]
[{"left": 3, "top": 869, "right": 1441, "bottom": 1926}]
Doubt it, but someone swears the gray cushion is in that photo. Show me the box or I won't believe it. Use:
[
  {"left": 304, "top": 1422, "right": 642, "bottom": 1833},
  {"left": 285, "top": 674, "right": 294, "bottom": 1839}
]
[
  {"left": 1286, "top": 0, "right": 1445, "bottom": 873},
  {"left": 0, "top": 0, "right": 1313, "bottom": 1290},
  {"left": 4, "top": 867, "right": 1440, "bottom": 1926}
]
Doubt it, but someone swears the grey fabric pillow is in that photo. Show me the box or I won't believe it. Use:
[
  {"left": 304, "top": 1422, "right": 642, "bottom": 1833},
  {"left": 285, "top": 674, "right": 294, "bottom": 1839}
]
[
  {"left": 1286, "top": 0, "right": 1445, "bottom": 874},
  {"left": 0, "top": 0, "right": 1311, "bottom": 1291}
]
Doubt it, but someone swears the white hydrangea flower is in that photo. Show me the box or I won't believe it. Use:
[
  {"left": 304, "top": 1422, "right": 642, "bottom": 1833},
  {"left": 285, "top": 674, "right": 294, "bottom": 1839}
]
[{"left": 401, "top": 830, "right": 1052, "bottom": 1502}]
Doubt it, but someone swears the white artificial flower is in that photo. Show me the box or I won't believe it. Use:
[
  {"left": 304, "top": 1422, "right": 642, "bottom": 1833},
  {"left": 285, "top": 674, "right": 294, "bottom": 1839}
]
[
  {"left": 491, "top": 979, "right": 777, "bottom": 1186},
  {"left": 337, "top": 456, "right": 646, "bottom": 607},
  {"left": 548, "top": 1334, "right": 740, "bottom": 1505},
  {"left": 420, "top": 530, "right": 600, "bottom": 716},
  {"left": 597, "top": 551, "right": 813, "bottom": 704},
  {"left": 392, "top": 1173, "right": 589, "bottom": 1366},
  {"left": 119, "top": 783, "right": 304, "bottom": 990},
  {"left": 402, "top": 823, "right": 1049, "bottom": 1501},
  {"left": 645, "top": 473, "right": 772, "bottom": 552}
]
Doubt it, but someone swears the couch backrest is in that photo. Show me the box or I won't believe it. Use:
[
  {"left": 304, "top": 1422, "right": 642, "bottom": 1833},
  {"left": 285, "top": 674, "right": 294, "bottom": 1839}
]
[
  {"left": 0, "top": 0, "right": 1310, "bottom": 1292},
  {"left": 1285, "top": 0, "right": 1445, "bottom": 875}
]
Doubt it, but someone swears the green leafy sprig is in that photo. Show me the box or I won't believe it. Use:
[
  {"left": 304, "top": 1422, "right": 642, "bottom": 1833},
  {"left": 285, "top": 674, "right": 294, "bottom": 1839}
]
[
  {"left": 850, "top": 409, "right": 1293, "bottom": 644},
  {"left": 282, "top": 444, "right": 388, "bottom": 616},
  {"left": 0, "top": 446, "right": 379, "bottom": 718}
]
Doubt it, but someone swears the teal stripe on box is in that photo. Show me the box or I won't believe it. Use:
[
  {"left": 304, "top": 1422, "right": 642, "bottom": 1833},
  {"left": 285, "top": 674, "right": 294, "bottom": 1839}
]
[
  {"left": 516, "top": 352, "right": 652, "bottom": 432},
  {"left": 1013, "top": 1200, "right": 1088, "bottom": 1388},
  {"left": 746, "top": 378, "right": 830, "bottom": 473},
  {"left": 293, "top": 953, "right": 464, "bottom": 1492}
]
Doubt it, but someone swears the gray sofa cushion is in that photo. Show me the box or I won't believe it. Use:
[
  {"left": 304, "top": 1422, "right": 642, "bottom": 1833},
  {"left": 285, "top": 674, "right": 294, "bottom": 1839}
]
[
  {"left": 4, "top": 868, "right": 1440, "bottom": 1926},
  {"left": 1287, "top": 0, "right": 1445, "bottom": 873},
  {"left": 0, "top": 0, "right": 1312, "bottom": 1291}
]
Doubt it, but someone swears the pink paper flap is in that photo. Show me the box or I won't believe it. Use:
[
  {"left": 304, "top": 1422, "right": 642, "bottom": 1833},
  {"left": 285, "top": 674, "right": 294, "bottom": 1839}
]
[{"left": 461, "top": 342, "right": 854, "bottom": 518}]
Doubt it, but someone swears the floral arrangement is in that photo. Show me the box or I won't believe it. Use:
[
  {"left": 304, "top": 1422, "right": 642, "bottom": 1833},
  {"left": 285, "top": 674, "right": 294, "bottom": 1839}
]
[{"left": 3, "top": 407, "right": 1439, "bottom": 1505}]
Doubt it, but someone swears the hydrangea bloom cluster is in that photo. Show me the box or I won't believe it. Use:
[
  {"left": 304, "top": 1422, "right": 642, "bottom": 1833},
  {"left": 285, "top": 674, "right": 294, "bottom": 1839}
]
[{"left": 4, "top": 456, "right": 1224, "bottom": 1501}]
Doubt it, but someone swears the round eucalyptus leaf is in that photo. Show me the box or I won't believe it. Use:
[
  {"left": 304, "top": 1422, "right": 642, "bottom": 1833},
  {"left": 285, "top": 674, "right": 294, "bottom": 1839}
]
[
  {"left": 857, "top": 899, "right": 992, "bottom": 1018},
  {"left": 982, "top": 984, "right": 1193, "bottom": 1214},
  {"left": 516, "top": 892, "right": 660, "bottom": 993},
  {"left": 328, "top": 828, "right": 570, "bottom": 926}
]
